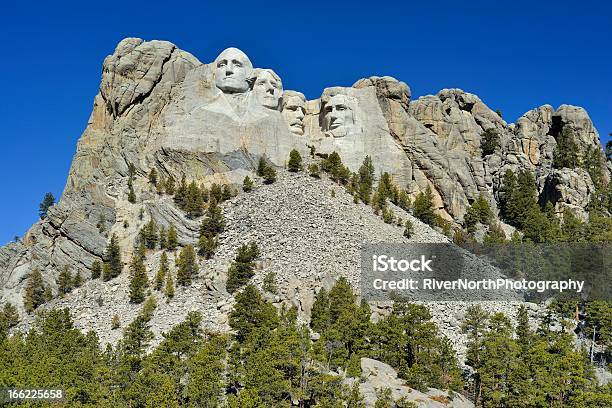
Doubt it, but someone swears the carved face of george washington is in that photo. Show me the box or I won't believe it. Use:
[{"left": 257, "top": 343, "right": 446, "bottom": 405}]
[{"left": 214, "top": 47, "right": 253, "bottom": 93}]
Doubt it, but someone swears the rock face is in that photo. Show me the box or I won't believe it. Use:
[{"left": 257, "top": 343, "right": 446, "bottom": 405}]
[
  {"left": 0, "top": 38, "right": 609, "bottom": 359},
  {"left": 352, "top": 358, "right": 474, "bottom": 407}
]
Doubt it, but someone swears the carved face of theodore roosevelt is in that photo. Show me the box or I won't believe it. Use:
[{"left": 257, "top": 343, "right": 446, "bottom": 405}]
[
  {"left": 281, "top": 91, "right": 306, "bottom": 135},
  {"left": 323, "top": 94, "right": 357, "bottom": 136},
  {"left": 251, "top": 68, "right": 283, "bottom": 110},
  {"left": 214, "top": 48, "right": 253, "bottom": 93}
]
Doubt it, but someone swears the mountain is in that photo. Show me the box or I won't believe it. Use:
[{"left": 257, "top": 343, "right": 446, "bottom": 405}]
[{"left": 1, "top": 37, "right": 611, "bottom": 407}]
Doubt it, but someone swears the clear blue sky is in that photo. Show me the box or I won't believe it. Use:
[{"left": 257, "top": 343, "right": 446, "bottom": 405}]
[{"left": 1, "top": 0, "right": 610, "bottom": 244}]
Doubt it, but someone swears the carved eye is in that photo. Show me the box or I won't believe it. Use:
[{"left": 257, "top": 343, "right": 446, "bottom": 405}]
[
  {"left": 217, "top": 61, "right": 226, "bottom": 68},
  {"left": 233, "top": 60, "right": 242, "bottom": 67},
  {"left": 337, "top": 105, "right": 347, "bottom": 111}
]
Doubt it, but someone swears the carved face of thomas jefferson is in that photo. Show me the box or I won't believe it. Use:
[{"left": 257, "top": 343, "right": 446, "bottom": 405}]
[
  {"left": 281, "top": 91, "right": 306, "bottom": 135},
  {"left": 214, "top": 48, "right": 253, "bottom": 93},
  {"left": 323, "top": 94, "right": 357, "bottom": 136},
  {"left": 251, "top": 68, "right": 283, "bottom": 110}
]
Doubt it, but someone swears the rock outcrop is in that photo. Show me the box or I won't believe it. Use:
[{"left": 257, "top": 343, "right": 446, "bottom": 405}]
[{"left": 350, "top": 358, "right": 474, "bottom": 407}]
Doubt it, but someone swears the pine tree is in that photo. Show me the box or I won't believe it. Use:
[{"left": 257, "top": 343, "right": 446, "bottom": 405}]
[
  {"left": 39, "top": 192, "right": 55, "bottom": 219},
  {"left": 308, "top": 163, "right": 321, "bottom": 178},
  {"left": 102, "top": 234, "right": 122, "bottom": 281},
  {"left": 583, "top": 145, "right": 605, "bottom": 189},
  {"left": 522, "top": 202, "right": 559, "bottom": 243},
  {"left": 500, "top": 169, "right": 517, "bottom": 221},
  {"left": 72, "top": 270, "right": 83, "bottom": 288},
  {"left": 226, "top": 242, "right": 259, "bottom": 293},
  {"left": 357, "top": 156, "right": 375, "bottom": 204},
  {"left": 140, "top": 219, "right": 159, "bottom": 249},
  {"left": 176, "top": 245, "right": 197, "bottom": 286},
  {"left": 413, "top": 186, "right": 436, "bottom": 226},
  {"left": 156, "top": 178, "right": 165, "bottom": 195},
  {"left": 174, "top": 175, "right": 187, "bottom": 209},
  {"left": 24, "top": 268, "right": 46, "bottom": 313},
  {"left": 480, "top": 128, "right": 500, "bottom": 156},
  {"left": 561, "top": 208, "right": 585, "bottom": 242},
  {"left": 311, "top": 287, "right": 331, "bottom": 333},
  {"left": 158, "top": 226, "right": 167, "bottom": 249},
  {"left": 229, "top": 284, "right": 279, "bottom": 342},
  {"left": 263, "top": 272, "right": 277, "bottom": 294},
  {"left": 242, "top": 176, "right": 254, "bottom": 192},
  {"left": 288, "top": 149, "right": 303, "bottom": 172},
  {"left": 257, "top": 157, "right": 268, "bottom": 177},
  {"left": 165, "top": 175, "right": 176, "bottom": 195},
  {"left": 397, "top": 190, "right": 411, "bottom": 211},
  {"left": 464, "top": 193, "right": 493, "bottom": 233},
  {"left": 478, "top": 313, "right": 518, "bottom": 408},
  {"left": 461, "top": 305, "right": 490, "bottom": 404},
  {"left": 198, "top": 233, "right": 218, "bottom": 259},
  {"left": 57, "top": 266, "right": 73, "bottom": 296},
  {"left": 507, "top": 170, "right": 538, "bottom": 229},
  {"left": 91, "top": 260, "right": 102, "bottom": 279},
  {"left": 185, "top": 181, "right": 205, "bottom": 217},
  {"left": 553, "top": 127, "right": 580, "bottom": 169},
  {"left": 200, "top": 200, "right": 226, "bottom": 237},
  {"left": 0, "top": 302, "right": 19, "bottom": 336},
  {"left": 222, "top": 184, "right": 233, "bottom": 201},
  {"left": 165, "top": 272, "right": 175, "bottom": 300},
  {"left": 263, "top": 165, "right": 277, "bottom": 184},
  {"left": 403, "top": 219, "right": 414, "bottom": 238},
  {"left": 128, "top": 179, "right": 136, "bottom": 203},
  {"left": 148, "top": 167, "right": 158, "bottom": 185},
  {"left": 515, "top": 305, "right": 533, "bottom": 353},
  {"left": 186, "top": 334, "right": 228, "bottom": 406},
  {"left": 129, "top": 250, "right": 148, "bottom": 304},
  {"left": 322, "top": 151, "right": 351, "bottom": 184},
  {"left": 377, "top": 172, "right": 394, "bottom": 203},
  {"left": 166, "top": 226, "right": 178, "bottom": 250},
  {"left": 120, "top": 303, "right": 155, "bottom": 373},
  {"left": 155, "top": 252, "right": 169, "bottom": 290},
  {"left": 209, "top": 183, "right": 222, "bottom": 203}
]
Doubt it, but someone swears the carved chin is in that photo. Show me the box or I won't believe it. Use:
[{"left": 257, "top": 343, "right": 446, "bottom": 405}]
[
  {"left": 216, "top": 79, "right": 248, "bottom": 93},
  {"left": 262, "top": 99, "right": 279, "bottom": 109},
  {"left": 290, "top": 125, "right": 304, "bottom": 135}
]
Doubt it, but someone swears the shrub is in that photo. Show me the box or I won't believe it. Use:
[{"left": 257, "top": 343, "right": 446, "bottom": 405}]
[
  {"left": 287, "top": 149, "right": 303, "bottom": 172},
  {"left": 480, "top": 128, "right": 500, "bottom": 156}
]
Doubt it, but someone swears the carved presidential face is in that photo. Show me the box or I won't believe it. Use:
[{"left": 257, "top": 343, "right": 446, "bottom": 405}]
[
  {"left": 214, "top": 48, "right": 253, "bottom": 93},
  {"left": 281, "top": 92, "right": 306, "bottom": 135},
  {"left": 323, "top": 94, "right": 356, "bottom": 135},
  {"left": 252, "top": 69, "right": 283, "bottom": 110}
]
